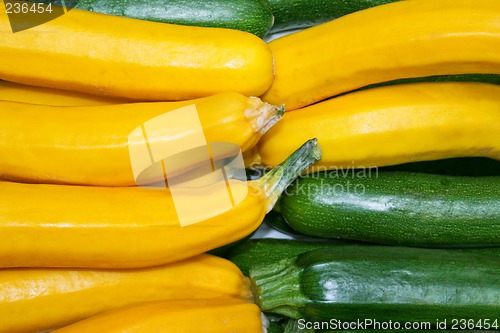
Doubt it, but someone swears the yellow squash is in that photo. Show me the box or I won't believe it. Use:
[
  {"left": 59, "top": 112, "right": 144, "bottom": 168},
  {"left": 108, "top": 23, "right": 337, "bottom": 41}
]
[
  {"left": 0, "top": 3, "right": 274, "bottom": 100},
  {"left": 0, "top": 92, "right": 282, "bottom": 186},
  {"left": 0, "top": 255, "right": 252, "bottom": 333},
  {"left": 256, "top": 82, "right": 500, "bottom": 169},
  {"left": 262, "top": 0, "right": 500, "bottom": 111},
  {"left": 52, "top": 298, "right": 265, "bottom": 333},
  {"left": 0, "top": 80, "right": 127, "bottom": 106},
  {"left": 0, "top": 140, "right": 320, "bottom": 268}
]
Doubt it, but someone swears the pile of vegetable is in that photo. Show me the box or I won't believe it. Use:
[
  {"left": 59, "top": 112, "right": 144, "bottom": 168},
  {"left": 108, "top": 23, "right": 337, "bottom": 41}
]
[{"left": 0, "top": 0, "right": 499, "bottom": 331}]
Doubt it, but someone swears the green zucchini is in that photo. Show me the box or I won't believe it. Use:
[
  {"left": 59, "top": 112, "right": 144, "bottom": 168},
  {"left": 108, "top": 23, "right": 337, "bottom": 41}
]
[
  {"left": 458, "top": 247, "right": 500, "bottom": 258},
  {"left": 251, "top": 246, "right": 500, "bottom": 326},
  {"left": 268, "top": 321, "right": 285, "bottom": 333},
  {"left": 280, "top": 171, "right": 500, "bottom": 247},
  {"left": 226, "top": 238, "right": 500, "bottom": 277},
  {"left": 353, "top": 74, "right": 500, "bottom": 93},
  {"left": 224, "top": 238, "right": 352, "bottom": 276},
  {"left": 76, "top": 0, "right": 274, "bottom": 38},
  {"left": 264, "top": 210, "right": 305, "bottom": 237},
  {"left": 381, "top": 157, "right": 500, "bottom": 177},
  {"left": 265, "top": 314, "right": 289, "bottom": 333},
  {"left": 268, "top": 0, "right": 399, "bottom": 33}
]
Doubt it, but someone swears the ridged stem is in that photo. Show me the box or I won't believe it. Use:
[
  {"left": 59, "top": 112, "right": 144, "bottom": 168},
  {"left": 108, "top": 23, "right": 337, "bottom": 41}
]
[
  {"left": 251, "top": 138, "right": 322, "bottom": 212},
  {"left": 250, "top": 258, "right": 308, "bottom": 319},
  {"left": 245, "top": 97, "right": 285, "bottom": 135}
]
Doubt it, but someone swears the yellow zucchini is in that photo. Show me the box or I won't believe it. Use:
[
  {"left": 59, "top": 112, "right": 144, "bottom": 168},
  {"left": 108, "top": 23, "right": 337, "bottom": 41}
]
[
  {"left": 256, "top": 82, "right": 500, "bottom": 169},
  {"left": 0, "top": 3, "right": 274, "bottom": 100},
  {"left": 261, "top": 0, "right": 500, "bottom": 110},
  {"left": 0, "top": 92, "right": 282, "bottom": 186},
  {"left": 52, "top": 298, "right": 265, "bottom": 333},
  {"left": 0, "top": 80, "right": 127, "bottom": 106},
  {"left": 0, "top": 140, "right": 320, "bottom": 268},
  {"left": 0, "top": 254, "right": 251, "bottom": 333}
]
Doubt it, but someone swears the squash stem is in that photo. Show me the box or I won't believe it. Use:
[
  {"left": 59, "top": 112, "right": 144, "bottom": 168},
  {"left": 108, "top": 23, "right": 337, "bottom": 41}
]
[
  {"left": 250, "top": 258, "right": 307, "bottom": 319},
  {"left": 245, "top": 97, "right": 285, "bottom": 135},
  {"left": 251, "top": 138, "right": 322, "bottom": 213}
]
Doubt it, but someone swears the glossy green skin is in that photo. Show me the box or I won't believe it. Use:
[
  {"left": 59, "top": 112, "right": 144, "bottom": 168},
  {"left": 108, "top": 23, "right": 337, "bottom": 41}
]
[
  {"left": 458, "top": 247, "right": 500, "bottom": 258},
  {"left": 268, "top": 0, "right": 398, "bottom": 33},
  {"left": 353, "top": 74, "right": 500, "bottom": 94},
  {"left": 252, "top": 246, "right": 500, "bottom": 325},
  {"left": 264, "top": 210, "right": 308, "bottom": 237},
  {"left": 225, "top": 238, "right": 350, "bottom": 276},
  {"left": 226, "top": 238, "right": 500, "bottom": 277},
  {"left": 280, "top": 172, "right": 500, "bottom": 247},
  {"left": 76, "top": 0, "right": 274, "bottom": 37},
  {"left": 381, "top": 157, "right": 500, "bottom": 177},
  {"left": 267, "top": 322, "right": 284, "bottom": 333}
]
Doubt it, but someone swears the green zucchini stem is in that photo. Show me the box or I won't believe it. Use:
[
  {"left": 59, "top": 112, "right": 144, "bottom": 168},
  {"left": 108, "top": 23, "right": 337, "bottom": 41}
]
[
  {"left": 250, "top": 257, "right": 307, "bottom": 319},
  {"left": 251, "top": 138, "right": 322, "bottom": 213}
]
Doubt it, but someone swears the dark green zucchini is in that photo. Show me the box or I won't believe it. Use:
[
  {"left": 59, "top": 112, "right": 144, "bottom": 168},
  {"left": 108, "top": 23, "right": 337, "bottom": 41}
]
[
  {"left": 268, "top": 321, "right": 285, "bottom": 333},
  {"left": 224, "top": 238, "right": 352, "bottom": 276},
  {"left": 268, "top": 0, "right": 399, "bottom": 33},
  {"left": 354, "top": 74, "right": 500, "bottom": 92},
  {"left": 458, "top": 247, "right": 500, "bottom": 258},
  {"left": 381, "top": 157, "right": 500, "bottom": 177},
  {"left": 251, "top": 246, "right": 500, "bottom": 326},
  {"left": 206, "top": 231, "right": 255, "bottom": 257},
  {"left": 280, "top": 171, "right": 500, "bottom": 247},
  {"left": 76, "top": 0, "right": 274, "bottom": 37},
  {"left": 225, "top": 238, "right": 500, "bottom": 277},
  {"left": 264, "top": 210, "right": 306, "bottom": 237}
]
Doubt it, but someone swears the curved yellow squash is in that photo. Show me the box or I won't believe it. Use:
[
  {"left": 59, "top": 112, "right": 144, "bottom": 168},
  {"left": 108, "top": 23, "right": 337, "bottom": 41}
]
[
  {"left": 0, "top": 92, "right": 282, "bottom": 186},
  {"left": 0, "top": 179, "right": 266, "bottom": 268},
  {"left": 0, "top": 3, "right": 274, "bottom": 100},
  {"left": 0, "top": 80, "right": 127, "bottom": 106},
  {"left": 52, "top": 299, "right": 264, "bottom": 333},
  {"left": 257, "top": 82, "right": 500, "bottom": 169},
  {"left": 0, "top": 138, "right": 320, "bottom": 269},
  {"left": 262, "top": 0, "right": 500, "bottom": 110},
  {"left": 0, "top": 255, "right": 251, "bottom": 333}
]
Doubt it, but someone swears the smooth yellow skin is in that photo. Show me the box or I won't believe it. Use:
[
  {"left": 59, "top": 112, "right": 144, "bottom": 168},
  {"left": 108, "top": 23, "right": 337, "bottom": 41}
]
[
  {"left": 52, "top": 299, "right": 264, "bottom": 333},
  {"left": 0, "top": 180, "right": 266, "bottom": 268},
  {"left": 0, "top": 92, "right": 277, "bottom": 186},
  {"left": 0, "top": 4, "right": 274, "bottom": 100},
  {"left": 262, "top": 0, "right": 500, "bottom": 110},
  {"left": 0, "top": 255, "right": 252, "bottom": 333},
  {"left": 258, "top": 82, "right": 500, "bottom": 169},
  {"left": 0, "top": 80, "right": 127, "bottom": 106}
]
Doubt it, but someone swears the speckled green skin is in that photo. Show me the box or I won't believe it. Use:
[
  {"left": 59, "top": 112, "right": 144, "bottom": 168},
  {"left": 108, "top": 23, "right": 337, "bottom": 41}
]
[
  {"left": 225, "top": 238, "right": 354, "bottom": 276},
  {"left": 280, "top": 172, "right": 500, "bottom": 247},
  {"left": 268, "top": 0, "right": 398, "bottom": 32},
  {"left": 226, "top": 239, "right": 500, "bottom": 278},
  {"left": 76, "top": 0, "right": 273, "bottom": 37},
  {"left": 251, "top": 246, "right": 500, "bottom": 325},
  {"left": 381, "top": 156, "right": 500, "bottom": 177}
]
